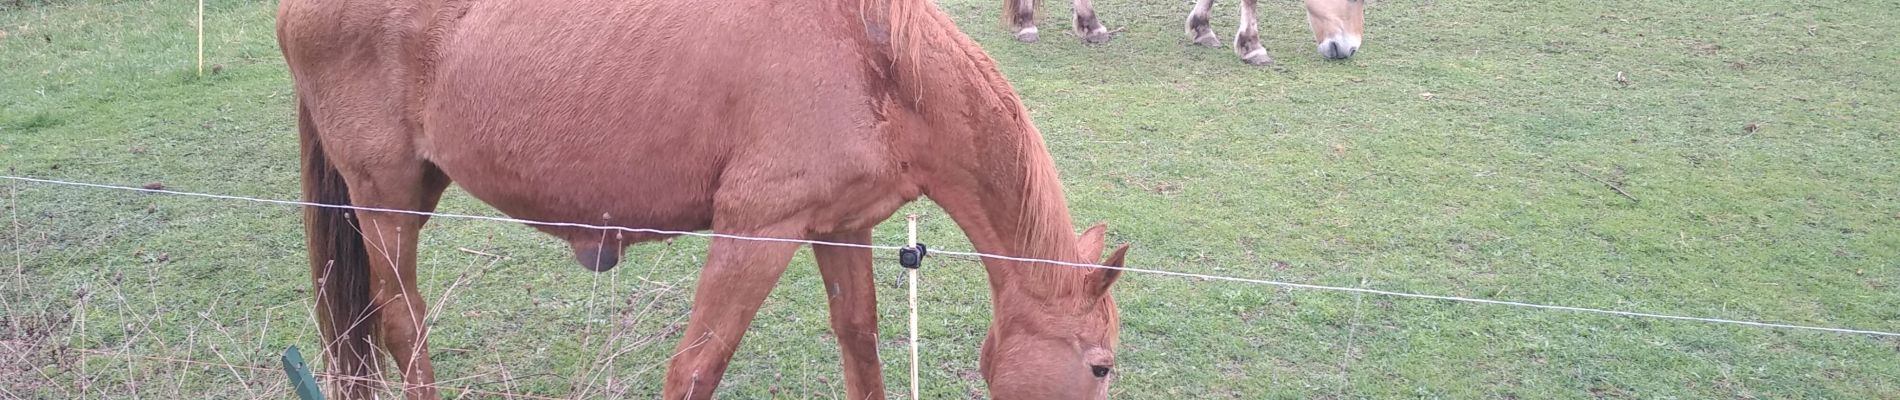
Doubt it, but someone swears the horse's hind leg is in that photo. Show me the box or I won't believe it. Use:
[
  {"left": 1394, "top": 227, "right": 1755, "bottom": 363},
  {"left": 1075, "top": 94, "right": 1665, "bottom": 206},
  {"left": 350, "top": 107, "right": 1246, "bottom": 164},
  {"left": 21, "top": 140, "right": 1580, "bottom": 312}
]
[
  {"left": 1186, "top": 0, "right": 1220, "bottom": 47},
  {"left": 1071, "top": 0, "right": 1111, "bottom": 44},
  {"left": 348, "top": 162, "right": 451, "bottom": 399},
  {"left": 813, "top": 229, "right": 885, "bottom": 399},
  {"left": 662, "top": 234, "right": 801, "bottom": 399},
  {"left": 1234, "top": 0, "right": 1273, "bottom": 65}
]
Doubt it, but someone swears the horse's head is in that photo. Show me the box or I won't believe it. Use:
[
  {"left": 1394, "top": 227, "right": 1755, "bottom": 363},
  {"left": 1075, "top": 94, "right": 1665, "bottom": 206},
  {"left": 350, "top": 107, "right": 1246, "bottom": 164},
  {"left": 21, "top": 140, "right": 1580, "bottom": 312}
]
[
  {"left": 1306, "top": 0, "right": 1365, "bottom": 59},
  {"left": 980, "top": 223, "right": 1129, "bottom": 399}
]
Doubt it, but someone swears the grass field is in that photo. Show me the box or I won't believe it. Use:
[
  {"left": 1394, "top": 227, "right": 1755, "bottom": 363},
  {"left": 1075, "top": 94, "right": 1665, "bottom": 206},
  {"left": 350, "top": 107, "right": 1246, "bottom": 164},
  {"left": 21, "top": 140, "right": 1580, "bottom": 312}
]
[{"left": 4, "top": 0, "right": 1898, "bottom": 398}]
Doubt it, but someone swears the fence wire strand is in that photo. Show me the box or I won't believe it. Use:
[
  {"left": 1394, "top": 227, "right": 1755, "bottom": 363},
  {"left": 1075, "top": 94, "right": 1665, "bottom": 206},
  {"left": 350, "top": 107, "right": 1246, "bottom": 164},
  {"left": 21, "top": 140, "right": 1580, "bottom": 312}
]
[{"left": 6, "top": 174, "right": 1898, "bottom": 339}]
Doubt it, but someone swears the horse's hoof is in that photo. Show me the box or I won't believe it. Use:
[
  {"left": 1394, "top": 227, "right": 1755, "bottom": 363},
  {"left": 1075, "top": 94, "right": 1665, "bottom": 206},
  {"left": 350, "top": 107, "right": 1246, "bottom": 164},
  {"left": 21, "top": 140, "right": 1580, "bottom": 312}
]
[
  {"left": 1192, "top": 32, "right": 1220, "bottom": 47},
  {"left": 1015, "top": 27, "right": 1040, "bottom": 43},
  {"left": 1239, "top": 48, "right": 1274, "bottom": 65},
  {"left": 1074, "top": 13, "right": 1111, "bottom": 45}
]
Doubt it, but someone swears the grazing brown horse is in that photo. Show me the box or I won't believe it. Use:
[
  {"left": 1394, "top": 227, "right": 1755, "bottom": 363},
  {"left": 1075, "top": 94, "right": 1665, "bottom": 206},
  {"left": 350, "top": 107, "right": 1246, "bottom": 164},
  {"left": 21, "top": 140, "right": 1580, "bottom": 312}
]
[
  {"left": 1002, "top": 0, "right": 1364, "bottom": 64},
  {"left": 277, "top": 0, "right": 1130, "bottom": 399}
]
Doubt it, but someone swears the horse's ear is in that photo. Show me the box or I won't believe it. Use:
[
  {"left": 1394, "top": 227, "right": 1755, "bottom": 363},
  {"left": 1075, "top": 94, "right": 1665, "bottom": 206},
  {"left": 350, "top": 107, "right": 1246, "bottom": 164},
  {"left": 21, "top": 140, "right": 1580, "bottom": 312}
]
[
  {"left": 1077, "top": 222, "right": 1108, "bottom": 261},
  {"left": 1088, "top": 244, "right": 1130, "bottom": 298}
]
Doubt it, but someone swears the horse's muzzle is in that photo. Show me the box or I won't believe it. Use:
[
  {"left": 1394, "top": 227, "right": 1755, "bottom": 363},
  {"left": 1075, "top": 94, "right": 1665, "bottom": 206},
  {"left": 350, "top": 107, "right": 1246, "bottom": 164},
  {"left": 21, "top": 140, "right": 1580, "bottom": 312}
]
[{"left": 1318, "top": 35, "right": 1360, "bottom": 59}]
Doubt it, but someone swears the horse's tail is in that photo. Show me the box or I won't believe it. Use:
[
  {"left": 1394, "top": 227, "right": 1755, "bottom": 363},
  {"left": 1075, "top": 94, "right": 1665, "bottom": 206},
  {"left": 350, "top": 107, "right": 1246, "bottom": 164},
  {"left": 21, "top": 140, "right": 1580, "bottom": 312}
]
[{"left": 298, "top": 99, "right": 381, "bottom": 395}]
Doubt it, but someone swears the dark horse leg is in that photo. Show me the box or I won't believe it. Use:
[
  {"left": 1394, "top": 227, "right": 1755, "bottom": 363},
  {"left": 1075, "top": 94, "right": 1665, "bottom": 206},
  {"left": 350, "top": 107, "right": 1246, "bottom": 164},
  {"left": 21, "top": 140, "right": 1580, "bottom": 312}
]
[{"left": 813, "top": 229, "right": 885, "bottom": 399}]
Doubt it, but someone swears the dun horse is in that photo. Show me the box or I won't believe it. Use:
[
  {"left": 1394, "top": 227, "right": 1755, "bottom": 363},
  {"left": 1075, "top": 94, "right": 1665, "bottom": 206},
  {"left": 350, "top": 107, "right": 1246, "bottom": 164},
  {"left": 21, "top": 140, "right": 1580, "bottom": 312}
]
[
  {"left": 278, "top": 0, "right": 1130, "bottom": 399},
  {"left": 1003, "top": 0, "right": 1365, "bottom": 64}
]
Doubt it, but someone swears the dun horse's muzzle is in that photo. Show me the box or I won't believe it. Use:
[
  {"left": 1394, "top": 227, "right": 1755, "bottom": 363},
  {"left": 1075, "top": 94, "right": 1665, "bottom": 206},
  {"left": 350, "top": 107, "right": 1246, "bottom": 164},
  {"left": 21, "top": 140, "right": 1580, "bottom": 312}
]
[{"left": 1318, "top": 35, "right": 1360, "bottom": 59}]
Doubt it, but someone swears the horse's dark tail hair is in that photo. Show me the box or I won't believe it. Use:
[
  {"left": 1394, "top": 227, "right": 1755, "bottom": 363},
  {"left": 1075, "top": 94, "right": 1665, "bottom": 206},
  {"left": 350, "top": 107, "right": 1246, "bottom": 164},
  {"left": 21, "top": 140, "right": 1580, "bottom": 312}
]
[{"left": 299, "top": 99, "right": 381, "bottom": 396}]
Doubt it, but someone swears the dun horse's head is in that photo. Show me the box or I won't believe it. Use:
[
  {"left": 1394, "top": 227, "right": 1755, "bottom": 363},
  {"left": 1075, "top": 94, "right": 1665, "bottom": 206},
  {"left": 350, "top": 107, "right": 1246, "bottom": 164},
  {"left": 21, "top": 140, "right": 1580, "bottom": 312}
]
[
  {"left": 981, "top": 223, "right": 1130, "bottom": 399},
  {"left": 1306, "top": 0, "right": 1366, "bottom": 59}
]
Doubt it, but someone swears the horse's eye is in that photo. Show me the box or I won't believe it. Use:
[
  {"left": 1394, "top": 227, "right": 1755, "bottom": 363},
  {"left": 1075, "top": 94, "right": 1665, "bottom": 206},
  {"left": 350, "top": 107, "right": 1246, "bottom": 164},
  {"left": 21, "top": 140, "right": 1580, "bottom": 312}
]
[{"left": 1091, "top": 365, "right": 1112, "bottom": 378}]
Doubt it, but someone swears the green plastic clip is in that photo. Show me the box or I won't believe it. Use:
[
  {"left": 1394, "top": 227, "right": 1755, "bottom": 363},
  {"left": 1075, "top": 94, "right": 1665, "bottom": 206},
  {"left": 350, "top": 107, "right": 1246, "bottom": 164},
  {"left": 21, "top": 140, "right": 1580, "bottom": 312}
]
[{"left": 281, "top": 345, "right": 325, "bottom": 400}]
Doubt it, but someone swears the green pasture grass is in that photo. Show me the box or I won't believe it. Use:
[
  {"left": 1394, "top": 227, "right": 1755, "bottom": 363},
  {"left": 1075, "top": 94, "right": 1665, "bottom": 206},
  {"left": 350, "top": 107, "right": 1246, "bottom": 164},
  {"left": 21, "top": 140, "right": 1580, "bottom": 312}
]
[{"left": 3, "top": 0, "right": 1896, "bottom": 398}]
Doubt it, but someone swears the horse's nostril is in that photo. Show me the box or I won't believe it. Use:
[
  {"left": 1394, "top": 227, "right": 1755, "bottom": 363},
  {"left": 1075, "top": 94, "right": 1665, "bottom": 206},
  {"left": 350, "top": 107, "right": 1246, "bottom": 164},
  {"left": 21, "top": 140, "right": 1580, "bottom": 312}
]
[
  {"left": 1319, "top": 40, "right": 1354, "bottom": 59},
  {"left": 1317, "top": 40, "right": 1357, "bottom": 60}
]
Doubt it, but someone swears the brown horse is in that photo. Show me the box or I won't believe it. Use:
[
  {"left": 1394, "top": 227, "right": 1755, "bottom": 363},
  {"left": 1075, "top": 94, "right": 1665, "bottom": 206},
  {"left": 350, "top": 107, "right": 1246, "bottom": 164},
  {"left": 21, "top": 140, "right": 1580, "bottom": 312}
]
[
  {"left": 277, "top": 0, "right": 1130, "bottom": 399},
  {"left": 1002, "top": 0, "right": 1365, "bottom": 64}
]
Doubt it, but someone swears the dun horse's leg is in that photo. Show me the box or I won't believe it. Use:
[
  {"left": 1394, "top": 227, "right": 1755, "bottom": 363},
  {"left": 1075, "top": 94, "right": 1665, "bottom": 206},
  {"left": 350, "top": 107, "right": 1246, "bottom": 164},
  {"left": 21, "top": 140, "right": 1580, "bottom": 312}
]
[
  {"left": 1010, "top": 0, "right": 1040, "bottom": 42},
  {"left": 1186, "top": 0, "right": 1220, "bottom": 47},
  {"left": 662, "top": 236, "right": 801, "bottom": 399},
  {"left": 812, "top": 230, "right": 885, "bottom": 398},
  {"left": 353, "top": 168, "right": 450, "bottom": 399},
  {"left": 1234, "top": 0, "right": 1273, "bottom": 65},
  {"left": 1071, "top": 0, "right": 1111, "bottom": 44}
]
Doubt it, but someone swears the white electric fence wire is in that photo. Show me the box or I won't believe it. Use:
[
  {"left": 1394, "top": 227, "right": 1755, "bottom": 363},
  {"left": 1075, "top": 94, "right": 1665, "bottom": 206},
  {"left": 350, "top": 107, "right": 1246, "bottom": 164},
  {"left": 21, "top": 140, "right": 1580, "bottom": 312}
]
[{"left": 5, "top": 175, "right": 1897, "bottom": 338}]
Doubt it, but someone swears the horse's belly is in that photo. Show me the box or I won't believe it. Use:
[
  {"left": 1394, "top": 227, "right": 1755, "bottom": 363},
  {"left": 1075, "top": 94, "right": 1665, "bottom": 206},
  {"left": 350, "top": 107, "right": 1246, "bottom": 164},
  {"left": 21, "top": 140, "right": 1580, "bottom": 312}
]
[
  {"left": 417, "top": 0, "right": 739, "bottom": 239},
  {"left": 425, "top": 133, "right": 721, "bottom": 235}
]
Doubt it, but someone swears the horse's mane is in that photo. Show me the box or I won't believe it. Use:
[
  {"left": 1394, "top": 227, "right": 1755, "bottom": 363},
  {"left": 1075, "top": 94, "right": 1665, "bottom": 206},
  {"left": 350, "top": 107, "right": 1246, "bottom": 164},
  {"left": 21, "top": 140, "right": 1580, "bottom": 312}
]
[
  {"left": 885, "top": 0, "right": 926, "bottom": 83},
  {"left": 876, "top": 0, "right": 1087, "bottom": 291}
]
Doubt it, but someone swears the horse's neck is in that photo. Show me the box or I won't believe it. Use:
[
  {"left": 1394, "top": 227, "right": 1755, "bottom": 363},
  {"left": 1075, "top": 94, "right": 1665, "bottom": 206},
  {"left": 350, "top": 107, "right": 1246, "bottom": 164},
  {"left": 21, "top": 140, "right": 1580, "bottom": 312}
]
[
  {"left": 926, "top": 142, "right": 1085, "bottom": 298},
  {"left": 933, "top": 144, "right": 1080, "bottom": 279},
  {"left": 892, "top": 28, "right": 1084, "bottom": 298}
]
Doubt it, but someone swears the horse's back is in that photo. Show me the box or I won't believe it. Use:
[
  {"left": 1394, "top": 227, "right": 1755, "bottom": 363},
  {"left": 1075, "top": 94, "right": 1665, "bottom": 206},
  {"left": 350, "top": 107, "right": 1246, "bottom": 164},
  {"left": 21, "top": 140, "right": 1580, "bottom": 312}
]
[
  {"left": 281, "top": 0, "right": 912, "bottom": 242},
  {"left": 420, "top": 0, "right": 912, "bottom": 238}
]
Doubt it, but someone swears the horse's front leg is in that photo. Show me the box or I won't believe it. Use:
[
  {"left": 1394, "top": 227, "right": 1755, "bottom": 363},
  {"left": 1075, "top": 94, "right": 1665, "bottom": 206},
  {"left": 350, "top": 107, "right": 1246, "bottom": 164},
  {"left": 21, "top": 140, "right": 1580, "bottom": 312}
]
[
  {"left": 662, "top": 235, "right": 801, "bottom": 399},
  {"left": 1072, "top": 0, "right": 1111, "bottom": 44},
  {"left": 1186, "top": 0, "right": 1221, "bottom": 47},
  {"left": 813, "top": 229, "right": 886, "bottom": 399},
  {"left": 1234, "top": 0, "right": 1273, "bottom": 65}
]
